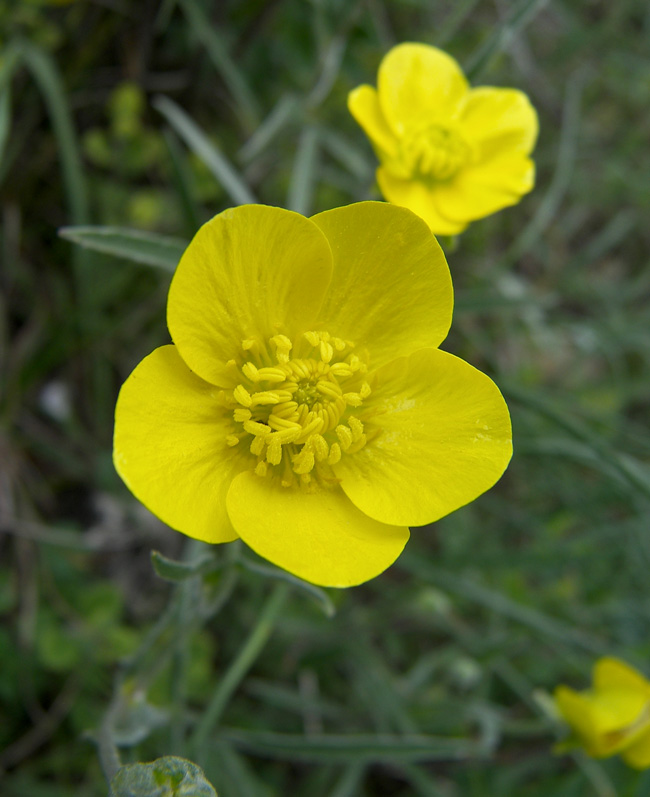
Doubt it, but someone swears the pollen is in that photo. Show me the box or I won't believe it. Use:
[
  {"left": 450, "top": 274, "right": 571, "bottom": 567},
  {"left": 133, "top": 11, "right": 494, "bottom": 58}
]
[{"left": 228, "top": 332, "right": 373, "bottom": 485}]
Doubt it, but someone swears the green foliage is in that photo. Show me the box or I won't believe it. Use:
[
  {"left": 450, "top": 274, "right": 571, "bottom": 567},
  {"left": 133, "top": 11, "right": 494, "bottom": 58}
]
[
  {"left": 109, "top": 757, "right": 217, "bottom": 797},
  {"left": 2, "top": 0, "right": 650, "bottom": 795}
]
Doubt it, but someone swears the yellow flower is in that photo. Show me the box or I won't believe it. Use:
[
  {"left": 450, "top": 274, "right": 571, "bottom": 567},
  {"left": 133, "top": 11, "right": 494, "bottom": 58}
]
[
  {"left": 554, "top": 657, "right": 650, "bottom": 769},
  {"left": 113, "top": 202, "right": 512, "bottom": 587},
  {"left": 348, "top": 42, "right": 538, "bottom": 235}
]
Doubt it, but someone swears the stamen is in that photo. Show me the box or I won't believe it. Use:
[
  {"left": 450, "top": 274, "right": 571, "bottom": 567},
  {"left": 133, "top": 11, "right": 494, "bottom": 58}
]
[
  {"left": 292, "top": 447, "right": 315, "bottom": 474},
  {"left": 336, "top": 424, "right": 353, "bottom": 450},
  {"left": 328, "top": 442, "right": 342, "bottom": 465},
  {"left": 320, "top": 340, "right": 334, "bottom": 363},
  {"left": 329, "top": 363, "right": 353, "bottom": 377},
  {"left": 348, "top": 416, "right": 364, "bottom": 442},
  {"left": 251, "top": 390, "right": 283, "bottom": 406},
  {"left": 255, "top": 367, "right": 287, "bottom": 383},
  {"left": 343, "top": 392, "right": 363, "bottom": 407},
  {"left": 317, "top": 380, "right": 342, "bottom": 400},
  {"left": 229, "top": 329, "right": 373, "bottom": 486},
  {"left": 244, "top": 420, "right": 272, "bottom": 436},
  {"left": 310, "top": 434, "right": 329, "bottom": 462},
  {"left": 250, "top": 435, "right": 266, "bottom": 456},
  {"left": 234, "top": 385, "right": 253, "bottom": 407},
  {"left": 270, "top": 334, "right": 292, "bottom": 363},
  {"left": 266, "top": 435, "right": 283, "bottom": 465},
  {"left": 242, "top": 362, "right": 259, "bottom": 381}
]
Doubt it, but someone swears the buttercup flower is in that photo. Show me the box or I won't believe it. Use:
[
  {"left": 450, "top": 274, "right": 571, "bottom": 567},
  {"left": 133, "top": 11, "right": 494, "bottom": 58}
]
[
  {"left": 554, "top": 657, "right": 650, "bottom": 769},
  {"left": 348, "top": 42, "right": 538, "bottom": 235},
  {"left": 114, "top": 201, "right": 511, "bottom": 587}
]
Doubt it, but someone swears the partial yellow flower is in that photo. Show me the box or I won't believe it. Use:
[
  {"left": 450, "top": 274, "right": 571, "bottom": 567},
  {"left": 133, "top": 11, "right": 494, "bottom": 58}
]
[
  {"left": 348, "top": 42, "right": 538, "bottom": 235},
  {"left": 113, "top": 202, "right": 512, "bottom": 587},
  {"left": 554, "top": 657, "right": 650, "bottom": 769}
]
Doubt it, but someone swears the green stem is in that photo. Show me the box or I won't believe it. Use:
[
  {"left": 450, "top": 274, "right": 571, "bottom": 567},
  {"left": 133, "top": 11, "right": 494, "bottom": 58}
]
[
  {"left": 97, "top": 700, "right": 122, "bottom": 784},
  {"left": 191, "top": 582, "right": 289, "bottom": 758}
]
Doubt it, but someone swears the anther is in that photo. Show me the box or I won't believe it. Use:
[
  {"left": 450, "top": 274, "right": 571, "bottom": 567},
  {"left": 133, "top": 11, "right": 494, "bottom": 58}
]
[
  {"left": 233, "top": 408, "right": 252, "bottom": 422},
  {"left": 348, "top": 416, "right": 364, "bottom": 442},
  {"left": 242, "top": 338, "right": 257, "bottom": 351},
  {"left": 320, "top": 340, "right": 334, "bottom": 363},
  {"left": 244, "top": 420, "right": 272, "bottom": 436},
  {"left": 225, "top": 435, "right": 240, "bottom": 447},
  {"left": 266, "top": 435, "right": 283, "bottom": 465},
  {"left": 270, "top": 334, "right": 292, "bottom": 363},
  {"left": 250, "top": 435, "right": 266, "bottom": 456},
  {"left": 292, "top": 447, "right": 315, "bottom": 475},
  {"left": 343, "top": 392, "right": 363, "bottom": 407},
  {"left": 250, "top": 390, "right": 282, "bottom": 406},
  {"left": 242, "top": 362, "right": 259, "bottom": 381},
  {"left": 233, "top": 385, "right": 253, "bottom": 407},
  {"left": 255, "top": 461, "right": 268, "bottom": 477},
  {"left": 336, "top": 425, "right": 353, "bottom": 450},
  {"left": 328, "top": 442, "right": 342, "bottom": 465},
  {"left": 310, "top": 434, "right": 329, "bottom": 462}
]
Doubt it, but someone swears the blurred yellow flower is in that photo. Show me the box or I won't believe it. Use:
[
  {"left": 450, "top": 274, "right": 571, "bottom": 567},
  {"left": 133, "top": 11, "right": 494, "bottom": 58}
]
[
  {"left": 113, "top": 202, "right": 512, "bottom": 587},
  {"left": 348, "top": 42, "right": 538, "bottom": 235},
  {"left": 555, "top": 657, "right": 650, "bottom": 769}
]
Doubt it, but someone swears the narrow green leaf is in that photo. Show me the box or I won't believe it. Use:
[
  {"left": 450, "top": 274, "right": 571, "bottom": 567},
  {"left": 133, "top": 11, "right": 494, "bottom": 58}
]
[
  {"left": 500, "top": 70, "right": 585, "bottom": 267},
  {"left": 17, "top": 42, "right": 89, "bottom": 228},
  {"left": 0, "top": 79, "right": 11, "bottom": 168},
  {"left": 221, "top": 729, "right": 483, "bottom": 764},
  {"left": 239, "top": 557, "right": 335, "bottom": 618},
  {"left": 464, "top": 0, "right": 550, "bottom": 80},
  {"left": 58, "top": 226, "right": 188, "bottom": 271},
  {"left": 163, "top": 128, "right": 203, "bottom": 235},
  {"left": 399, "top": 553, "right": 606, "bottom": 654},
  {"left": 151, "top": 550, "right": 220, "bottom": 582},
  {"left": 154, "top": 95, "right": 256, "bottom": 206},
  {"left": 176, "top": 0, "right": 260, "bottom": 133},
  {"left": 239, "top": 93, "right": 299, "bottom": 162},
  {"left": 287, "top": 126, "right": 320, "bottom": 215}
]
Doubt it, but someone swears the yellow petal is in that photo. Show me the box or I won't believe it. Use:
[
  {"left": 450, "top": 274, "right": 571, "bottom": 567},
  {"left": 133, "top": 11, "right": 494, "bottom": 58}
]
[
  {"left": 555, "top": 686, "right": 600, "bottom": 753},
  {"left": 168, "top": 205, "right": 332, "bottom": 386},
  {"left": 622, "top": 728, "right": 650, "bottom": 769},
  {"left": 347, "top": 84, "right": 398, "bottom": 160},
  {"left": 590, "top": 689, "right": 650, "bottom": 735},
  {"left": 594, "top": 658, "right": 650, "bottom": 696},
  {"left": 310, "top": 201, "right": 454, "bottom": 367},
  {"left": 225, "top": 471, "right": 409, "bottom": 587},
  {"left": 376, "top": 168, "right": 468, "bottom": 235},
  {"left": 460, "top": 87, "right": 538, "bottom": 159},
  {"left": 113, "top": 345, "right": 240, "bottom": 543},
  {"left": 377, "top": 43, "right": 469, "bottom": 137},
  {"left": 334, "top": 348, "right": 512, "bottom": 526},
  {"left": 433, "top": 155, "right": 535, "bottom": 223}
]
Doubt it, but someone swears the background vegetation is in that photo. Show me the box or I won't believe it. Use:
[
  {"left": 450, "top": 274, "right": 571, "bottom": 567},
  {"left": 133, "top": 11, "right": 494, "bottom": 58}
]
[{"left": 1, "top": 0, "right": 650, "bottom": 794}]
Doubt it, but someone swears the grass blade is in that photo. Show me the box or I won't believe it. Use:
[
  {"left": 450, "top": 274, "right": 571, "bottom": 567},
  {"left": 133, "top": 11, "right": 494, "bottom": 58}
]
[
  {"left": 58, "top": 226, "right": 188, "bottom": 271},
  {"left": 221, "top": 730, "right": 484, "bottom": 764},
  {"left": 465, "top": 0, "right": 550, "bottom": 80},
  {"left": 176, "top": 0, "right": 260, "bottom": 133},
  {"left": 154, "top": 95, "right": 257, "bottom": 206},
  {"left": 287, "top": 126, "right": 319, "bottom": 215}
]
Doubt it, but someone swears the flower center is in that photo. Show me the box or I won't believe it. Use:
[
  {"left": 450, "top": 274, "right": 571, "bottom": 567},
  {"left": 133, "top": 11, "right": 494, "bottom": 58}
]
[
  {"left": 401, "top": 125, "right": 469, "bottom": 182},
  {"left": 223, "top": 331, "right": 371, "bottom": 488}
]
